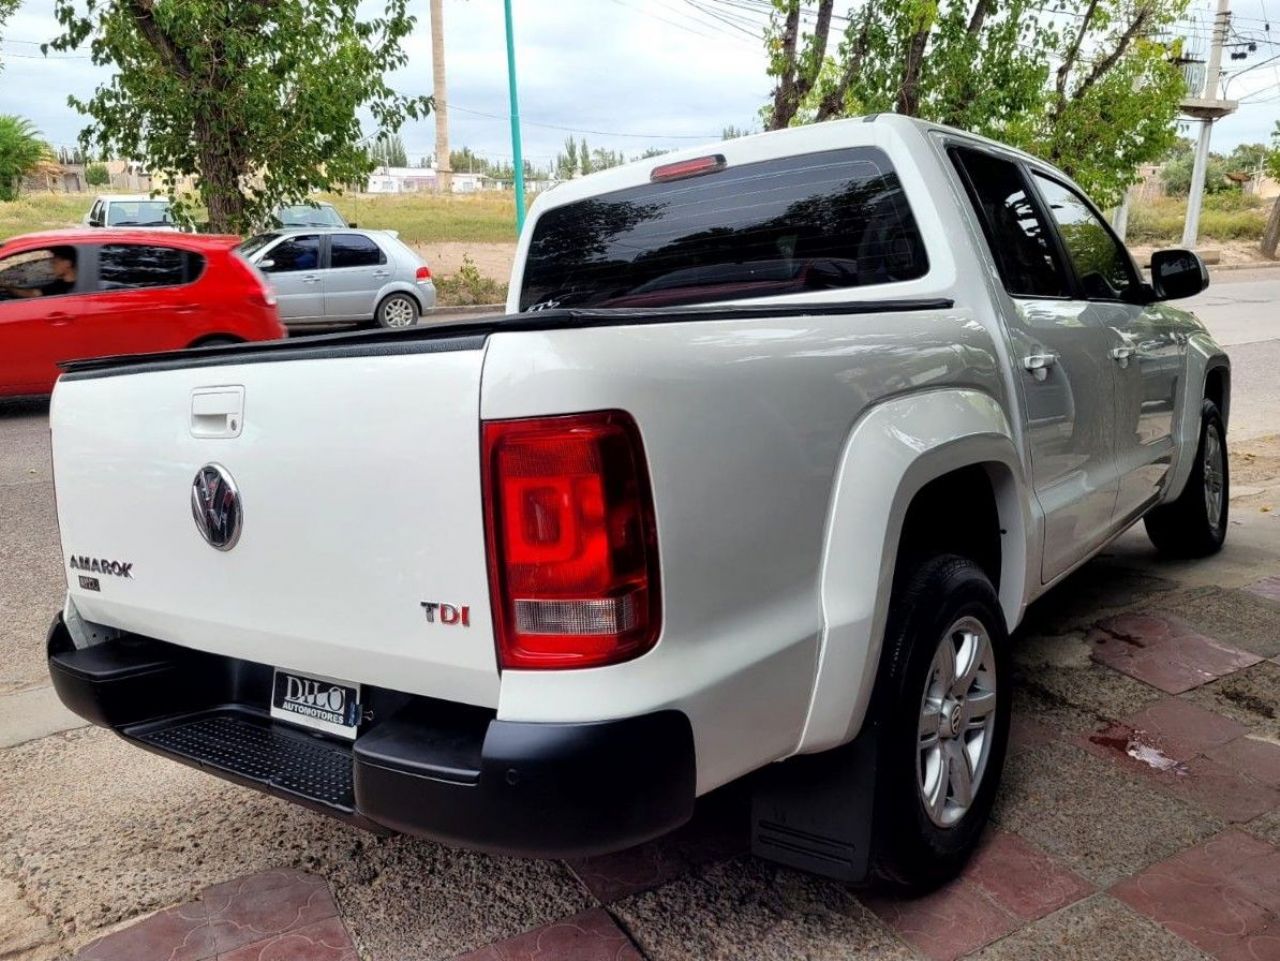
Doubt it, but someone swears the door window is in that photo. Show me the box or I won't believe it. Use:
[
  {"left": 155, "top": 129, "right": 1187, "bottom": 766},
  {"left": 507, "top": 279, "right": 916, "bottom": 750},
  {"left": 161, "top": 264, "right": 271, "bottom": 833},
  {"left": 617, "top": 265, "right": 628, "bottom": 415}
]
[
  {"left": 1031, "top": 174, "right": 1138, "bottom": 302},
  {"left": 949, "top": 148, "right": 1068, "bottom": 299},
  {"left": 330, "top": 233, "right": 385, "bottom": 269},
  {"left": 261, "top": 235, "right": 320, "bottom": 273},
  {"left": 0, "top": 246, "right": 81, "bottom": 299},
  {"left": 97, "top": 244, "right": 202, "bottom": 289}
]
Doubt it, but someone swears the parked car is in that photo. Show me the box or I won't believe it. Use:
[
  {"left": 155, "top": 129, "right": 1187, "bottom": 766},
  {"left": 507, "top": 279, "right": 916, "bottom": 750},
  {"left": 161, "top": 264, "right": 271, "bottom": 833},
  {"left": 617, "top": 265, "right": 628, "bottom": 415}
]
[
  {"left": 239, "top": 227, "right": 435, "bottom": 328},
  {"left": 83, "top": 195, "right": 179, "bottom": 231},
  {"left": 269, "top": 201, "right": 351, "bottom": 229},
  {"left": 44, "top": 116, "right": 1228, "bottom": 892},
  {"left": 0, "top": 230, "right": 284, "bottom": 395}
]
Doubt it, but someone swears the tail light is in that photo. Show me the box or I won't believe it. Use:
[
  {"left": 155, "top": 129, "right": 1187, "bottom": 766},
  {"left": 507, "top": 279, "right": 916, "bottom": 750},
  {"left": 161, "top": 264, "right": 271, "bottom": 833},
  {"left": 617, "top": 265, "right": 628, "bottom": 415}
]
[
  {"left": 482, "top": 411, "right": 660, "bottom": 670},
  {"left": 416, "top": 266, "right": 432, "bottom": 281}
]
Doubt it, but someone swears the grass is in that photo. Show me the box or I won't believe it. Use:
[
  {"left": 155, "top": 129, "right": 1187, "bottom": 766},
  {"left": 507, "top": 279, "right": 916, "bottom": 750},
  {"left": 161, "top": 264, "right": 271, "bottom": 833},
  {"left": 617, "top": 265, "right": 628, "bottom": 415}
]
[
  {"left": 1127, "top": 192, "right": 1271, "bottom": 245},
  {"left": 0, "top": 190, "right": 521, "bottom": 246}
]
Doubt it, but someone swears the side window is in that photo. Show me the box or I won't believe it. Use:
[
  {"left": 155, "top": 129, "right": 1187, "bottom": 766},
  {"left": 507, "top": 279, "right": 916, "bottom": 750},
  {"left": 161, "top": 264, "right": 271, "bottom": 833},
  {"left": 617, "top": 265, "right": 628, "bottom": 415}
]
[
  {"left": 0, "top": 247, "right": 81, "bottom": 299},
  {"left": 261, "top": 235, "right": 320, "bottom": 273},
  {"left": 1031, "top": 174, "right": 1137, "bottom": 301},
  {"left": 950, "top": 148, "right": 1068, "bottom": 298},
  {"left": 330, "top": 233, "right": 385, "bottom": 269},
  {"left": 89, "top": 201, "right": 103, "bottom": 226},
  {"left": 98, "top": 245, "right": 197, "bottom": 290}
]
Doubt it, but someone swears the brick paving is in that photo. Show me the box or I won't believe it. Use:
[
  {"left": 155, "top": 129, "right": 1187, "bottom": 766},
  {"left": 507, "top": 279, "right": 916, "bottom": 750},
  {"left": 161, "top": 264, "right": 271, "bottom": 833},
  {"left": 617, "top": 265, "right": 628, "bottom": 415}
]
[{"left": 65, "top": 585, "right": 1280, "bottom": 961}]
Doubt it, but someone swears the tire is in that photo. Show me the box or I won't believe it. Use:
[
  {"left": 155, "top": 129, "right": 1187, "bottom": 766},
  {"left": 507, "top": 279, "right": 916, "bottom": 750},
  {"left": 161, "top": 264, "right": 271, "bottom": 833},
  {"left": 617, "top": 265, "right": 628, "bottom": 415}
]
[
  {"left": 190, "top": 336, "right": 240, "bottom": 348},
  {"left": 867, "top": 554, "right": 1011, "bottom": 893},
  {"left": 376, "top": 293, "right": 420, "bottom": 329},
  {"left": 1143, "top": 399, "right": 1228, "bottom": 558}
]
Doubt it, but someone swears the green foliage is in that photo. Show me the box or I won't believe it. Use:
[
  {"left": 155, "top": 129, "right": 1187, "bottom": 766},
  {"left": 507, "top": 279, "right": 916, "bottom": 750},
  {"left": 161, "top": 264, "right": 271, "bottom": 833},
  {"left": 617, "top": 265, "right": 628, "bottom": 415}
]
[
  {"left": 85, "top": 161, "right": 110, "bottom": 186},
  {"left": 1268, "top": 122, "right": 1280, "bottom": 181},
  {"left": 765, "top": 0, "right": 1189, "bottom": 207},
  {"left": 0, "top": 0, "right": 19, "bottom": 69},
  {"left": 433, "top": 253, "right": 507, "bottom": 306},
  {"left": 370, "top": 132, "right": 408, "bottom": 169},
  {"left": 1127, "top": 192, "right": 1268, "bottom": 243},
  {"left": 0, "top": 115, "right": 53, "bottom": 202},
  {"left": 553, "top": 136, "right": 627, "bottom": 179},
  {"left": 1161, "top": 151, "right": 1233, "bottom": 196},
  {"left": 721, "top": 125, "right": 752, "bottom": 140},
  {"left": 48, "top": 0, "right": 430, "bottom": 233}
]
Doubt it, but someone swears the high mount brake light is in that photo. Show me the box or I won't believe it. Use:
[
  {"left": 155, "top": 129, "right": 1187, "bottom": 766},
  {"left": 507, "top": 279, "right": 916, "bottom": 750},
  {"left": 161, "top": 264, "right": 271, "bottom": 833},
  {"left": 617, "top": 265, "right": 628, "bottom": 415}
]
[
  {"left": 482, "top": 411, "right": 661, "bottom": 670},
  {"left": 650, "top": 154, "right": 727, "bottom": 183}
]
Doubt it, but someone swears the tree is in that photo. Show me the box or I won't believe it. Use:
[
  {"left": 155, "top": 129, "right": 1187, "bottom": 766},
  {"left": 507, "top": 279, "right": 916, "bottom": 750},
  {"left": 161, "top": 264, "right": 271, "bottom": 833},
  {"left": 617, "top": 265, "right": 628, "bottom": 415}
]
[
  {"left": 0, "top": 115, "right": 53, "bottom": 201},
  {"left": 555, "top": 137, "right": 580, "bottom": 179},
  {"left": 721, "top": 125, "right": 752, "bottom": 140},
  {"left": 1161, "top": 151, "right": 1231, "bottom": 196},
  {"left": 1262, "top": 121, "right": 1280, "bottom": 259},
  {"left": 370, "top": 133, "right": 408, "bottom": 169},
  {"left": 763, "top": 0, "right": 1188, "bottom": 206},
  {"left": 49, "top": 1, "right": 430, "bottom": 233},
  {"left": 85, "top": 161, "right": 110, "bottom": 186}
]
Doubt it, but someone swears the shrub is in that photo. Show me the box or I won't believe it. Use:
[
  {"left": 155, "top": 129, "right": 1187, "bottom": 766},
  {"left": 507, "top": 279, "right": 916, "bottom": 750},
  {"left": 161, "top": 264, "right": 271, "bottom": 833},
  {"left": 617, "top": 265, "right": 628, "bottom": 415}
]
[
  {"left": 85, "top": 163, "right": 109, "bottom": 187},
  {"left": 433, "top": 254, "right": 507, "bottom": 306}
]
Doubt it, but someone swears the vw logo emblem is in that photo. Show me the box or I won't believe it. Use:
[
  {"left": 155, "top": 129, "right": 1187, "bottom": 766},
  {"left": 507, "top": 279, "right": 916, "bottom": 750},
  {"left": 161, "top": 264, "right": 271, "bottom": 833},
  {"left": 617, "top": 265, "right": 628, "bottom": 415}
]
[{"left": 191, "top": 463, "right": 243, "bottom": 551}]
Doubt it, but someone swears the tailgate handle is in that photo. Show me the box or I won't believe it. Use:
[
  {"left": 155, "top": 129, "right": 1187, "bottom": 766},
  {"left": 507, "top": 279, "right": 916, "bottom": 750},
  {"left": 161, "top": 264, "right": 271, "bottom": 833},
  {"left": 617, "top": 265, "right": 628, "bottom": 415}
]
[{"left": 191, "top": 387, "right": 245, "bottom": 438}]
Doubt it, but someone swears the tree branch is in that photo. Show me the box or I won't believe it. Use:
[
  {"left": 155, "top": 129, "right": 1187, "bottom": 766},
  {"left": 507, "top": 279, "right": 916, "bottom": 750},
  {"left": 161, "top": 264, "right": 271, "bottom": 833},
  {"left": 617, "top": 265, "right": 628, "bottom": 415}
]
[
  {"left": 815, "top": 8, "right": 871, "bottom": 121},
  {"left": 792, "top": 0, "right": 835, "bottom": 105},
  {"left": 126, "top": 0, "right": 193, "bottom": 79},
  {"left": 1071, "top": 5, "right": 1154, "bottom": 103},
  {"left": 897, "top": 27, "right": 931, "bottom": 115},
  {"left": 1055, "top": 0, "right": 1100, "bottom": 102},
  {"left": 967, "top": 0, "right": 995, "bottom": 35}
]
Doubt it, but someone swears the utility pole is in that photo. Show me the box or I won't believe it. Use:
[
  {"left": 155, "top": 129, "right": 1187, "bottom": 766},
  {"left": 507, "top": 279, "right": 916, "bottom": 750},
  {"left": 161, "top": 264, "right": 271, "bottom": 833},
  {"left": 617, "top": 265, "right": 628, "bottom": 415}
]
[
  {"left": 1181, "top": 0, "right": 1236, "bottom": 248},
  {"left": 430, "top": 0, "right": 452, "bottom": 194},
  {"left": 504, "top": 0, "right": 526, "bottom": 235}
]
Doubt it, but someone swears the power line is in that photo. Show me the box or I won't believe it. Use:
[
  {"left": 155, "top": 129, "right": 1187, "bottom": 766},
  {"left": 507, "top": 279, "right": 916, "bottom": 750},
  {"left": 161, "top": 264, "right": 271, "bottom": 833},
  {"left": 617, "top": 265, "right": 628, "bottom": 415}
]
[{"left": 448, "top": 102, "right": 718, "bottom": 141}]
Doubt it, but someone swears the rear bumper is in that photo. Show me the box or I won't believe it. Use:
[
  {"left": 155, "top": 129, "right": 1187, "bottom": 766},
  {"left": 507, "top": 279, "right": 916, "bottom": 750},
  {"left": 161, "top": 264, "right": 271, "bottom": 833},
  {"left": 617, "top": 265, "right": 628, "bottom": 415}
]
[{"left": 46, "top": 614, "right": 696, "bottom": 857}]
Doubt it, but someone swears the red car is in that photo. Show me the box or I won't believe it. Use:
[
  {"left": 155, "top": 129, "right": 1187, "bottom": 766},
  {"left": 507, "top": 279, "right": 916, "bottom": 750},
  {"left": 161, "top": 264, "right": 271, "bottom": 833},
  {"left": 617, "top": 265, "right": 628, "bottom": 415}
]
[{"left": 0, "top": 229, "right": 285, "bottom": 396}]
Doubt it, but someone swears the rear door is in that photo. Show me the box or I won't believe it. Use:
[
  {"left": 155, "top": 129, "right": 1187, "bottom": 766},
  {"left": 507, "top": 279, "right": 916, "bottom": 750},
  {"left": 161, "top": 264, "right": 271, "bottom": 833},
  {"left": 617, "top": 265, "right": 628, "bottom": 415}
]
[
  {"left": 258, "top": 234, "right": 323, "bottom": 322},
  {"left": 70, "top": 243, "right": 204, "bottom": 358},
  {"left": 950, "top": 147, "right": 1120, "bottom": 583},
  {"left": 323, "top": 233, "right": 387, "bottom": 320},
  {"left": 1028, "top": 173, "right": 1182, "bottom": 520}
]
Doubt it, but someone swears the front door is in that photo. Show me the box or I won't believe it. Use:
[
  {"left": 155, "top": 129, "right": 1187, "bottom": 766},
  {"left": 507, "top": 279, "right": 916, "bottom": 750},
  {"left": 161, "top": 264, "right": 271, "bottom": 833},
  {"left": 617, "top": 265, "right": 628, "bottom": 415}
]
[
  {"left": 259, "top": 234, "right": 323, "bottom": 322},
  {"left": 0, "top": 246, "right": 94, "bottom": 393},
  {"left": 1029, "top": 174, "right": 1184, "bottom": 520},
  {"left": 950, "top": 147, "right": 1120, "bottom": 583}
]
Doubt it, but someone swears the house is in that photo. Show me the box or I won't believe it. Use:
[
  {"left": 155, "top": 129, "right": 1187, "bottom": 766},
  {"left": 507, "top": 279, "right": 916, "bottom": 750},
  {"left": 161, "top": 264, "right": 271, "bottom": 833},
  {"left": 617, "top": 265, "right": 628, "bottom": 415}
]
[{"left": 364, "top": 167, "right": 489, "bottom": 194}]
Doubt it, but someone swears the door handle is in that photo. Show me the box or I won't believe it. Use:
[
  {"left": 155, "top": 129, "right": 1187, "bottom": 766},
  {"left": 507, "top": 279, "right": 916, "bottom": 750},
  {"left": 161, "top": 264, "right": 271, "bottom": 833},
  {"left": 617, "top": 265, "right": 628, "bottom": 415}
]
[
  {"left": 45, "top": 311, "right": 72, "bottom": 326},
  {"left": 1110, "top": 344, "right": 1136, "bottom": 368},
  {"left": 173, "top": 303, "right": 199, "bottom": 314},
  {"left": 301, "top": 275, "right": 321, "bottom": 285},
  {"left": 372, "top": 270, "right": 391, "bottom": 278},
  {"left": 1023, "top": 352, "right": 1058, "bottom": 382}
]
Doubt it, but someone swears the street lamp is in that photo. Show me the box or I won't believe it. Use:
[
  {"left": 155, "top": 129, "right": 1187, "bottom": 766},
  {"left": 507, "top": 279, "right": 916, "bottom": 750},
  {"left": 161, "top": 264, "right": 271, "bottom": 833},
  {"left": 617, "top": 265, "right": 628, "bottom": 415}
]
[{"left": 504, "top": 0, "right": 526, "bottom": 236}]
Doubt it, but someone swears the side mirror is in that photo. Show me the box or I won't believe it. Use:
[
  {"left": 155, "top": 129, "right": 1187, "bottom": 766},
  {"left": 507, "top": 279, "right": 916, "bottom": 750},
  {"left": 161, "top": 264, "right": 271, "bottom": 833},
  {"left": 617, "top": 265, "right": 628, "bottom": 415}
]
[
  {"left": 258, "top": 258, "right": 275, "bottom": 270},
  {"left": 1150, "top": 249, "right": 1209, "bottom": 301}
]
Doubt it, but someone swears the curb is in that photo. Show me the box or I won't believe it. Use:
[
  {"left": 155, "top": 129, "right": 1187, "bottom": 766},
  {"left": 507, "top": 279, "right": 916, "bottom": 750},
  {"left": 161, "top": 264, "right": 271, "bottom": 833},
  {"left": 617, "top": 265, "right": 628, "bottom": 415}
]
[{"left": 430, "top": 303, "right": 505, "bottom": 316}]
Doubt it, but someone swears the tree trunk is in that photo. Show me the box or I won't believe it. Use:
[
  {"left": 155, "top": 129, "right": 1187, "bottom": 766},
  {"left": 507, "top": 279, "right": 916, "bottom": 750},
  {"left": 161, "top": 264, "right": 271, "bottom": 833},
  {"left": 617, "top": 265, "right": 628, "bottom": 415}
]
[
  {"left": 768, "top": 1, "right": 803, "bottom": 130},
  {"left": 197, "top": 119, "right": 247, "bottom": 233},
  {"left": 1263, "top": 194, "right": 1280, "bottom": 260},
  {"left": 430, "top": 0, "right": 451, "bottom": 193},
  {"left": 896, "top": 29, "right": 930, "bottom": 115}
]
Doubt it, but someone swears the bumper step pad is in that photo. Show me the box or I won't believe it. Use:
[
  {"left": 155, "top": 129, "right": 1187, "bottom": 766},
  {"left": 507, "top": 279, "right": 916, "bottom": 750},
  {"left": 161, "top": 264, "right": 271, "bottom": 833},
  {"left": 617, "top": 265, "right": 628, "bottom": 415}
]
[{"left": 132, "top": 713, "right": 355, "bottom": 811}]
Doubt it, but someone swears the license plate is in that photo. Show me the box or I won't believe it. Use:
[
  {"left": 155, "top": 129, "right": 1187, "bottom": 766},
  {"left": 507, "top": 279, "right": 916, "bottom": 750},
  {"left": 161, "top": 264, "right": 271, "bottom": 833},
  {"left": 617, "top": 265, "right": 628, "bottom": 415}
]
[{"left": 270, "top": 668, "right": 361, "bottom": 740}]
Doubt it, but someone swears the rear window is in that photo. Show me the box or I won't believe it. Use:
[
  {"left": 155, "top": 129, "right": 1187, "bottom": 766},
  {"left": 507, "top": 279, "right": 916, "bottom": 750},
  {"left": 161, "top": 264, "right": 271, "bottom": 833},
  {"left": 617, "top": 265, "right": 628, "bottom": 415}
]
[
  {"left": 97, "top": 244, "right": 203, "bottom": 289},
  {"left": 518, "top": 147, "right": 927, "bottom": 311}
]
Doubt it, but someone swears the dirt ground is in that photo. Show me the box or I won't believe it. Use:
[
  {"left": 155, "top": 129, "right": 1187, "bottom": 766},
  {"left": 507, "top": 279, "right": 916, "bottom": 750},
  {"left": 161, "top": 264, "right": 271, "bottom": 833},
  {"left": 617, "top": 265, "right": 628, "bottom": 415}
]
[{"left": 411, "top": 242, "right": 516, "bottom": 282}]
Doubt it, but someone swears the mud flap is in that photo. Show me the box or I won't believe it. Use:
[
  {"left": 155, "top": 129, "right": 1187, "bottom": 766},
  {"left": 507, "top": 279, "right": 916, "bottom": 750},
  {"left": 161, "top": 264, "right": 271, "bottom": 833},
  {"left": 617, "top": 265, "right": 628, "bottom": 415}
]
[{"left": 751, "top": 726, "right": 878, "bottom": 883}]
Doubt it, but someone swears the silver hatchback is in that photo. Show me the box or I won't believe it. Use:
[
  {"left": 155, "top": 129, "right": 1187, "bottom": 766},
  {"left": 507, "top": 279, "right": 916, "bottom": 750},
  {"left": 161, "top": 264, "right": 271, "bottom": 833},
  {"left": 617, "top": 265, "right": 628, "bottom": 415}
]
[{"left": 240, "top": 228, "right": 436, "bottom": 328}]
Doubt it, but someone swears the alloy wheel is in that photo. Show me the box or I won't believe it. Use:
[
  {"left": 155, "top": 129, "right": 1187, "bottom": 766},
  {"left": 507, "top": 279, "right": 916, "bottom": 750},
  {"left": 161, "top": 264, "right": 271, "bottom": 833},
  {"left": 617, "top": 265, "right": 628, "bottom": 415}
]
[{"left": 917, "top": 615, "right": 998, "bottom": 828}]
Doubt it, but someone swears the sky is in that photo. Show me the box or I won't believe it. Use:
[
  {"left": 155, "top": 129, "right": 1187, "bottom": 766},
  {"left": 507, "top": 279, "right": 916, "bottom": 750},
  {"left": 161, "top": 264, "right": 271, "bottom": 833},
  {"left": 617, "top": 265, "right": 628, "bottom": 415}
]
[{"left": 0, "top": 0, "right": 1277, "bottom": 171}]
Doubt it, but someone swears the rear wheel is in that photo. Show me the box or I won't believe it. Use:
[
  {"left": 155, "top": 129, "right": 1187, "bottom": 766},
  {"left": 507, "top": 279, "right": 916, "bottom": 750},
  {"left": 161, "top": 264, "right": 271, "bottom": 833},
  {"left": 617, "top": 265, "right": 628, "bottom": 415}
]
[
  {"left": 867, "top": 554, "right": 1010, "bottom": 892},
  {"left": 376, "top": 293, "right": 420, "bottom": 329},
  {"left": 189, "top": 336, "right": 240, "bottom": 349},
  {"left": 1144, "top": 399, "right": 1228, "bottom": 558}
]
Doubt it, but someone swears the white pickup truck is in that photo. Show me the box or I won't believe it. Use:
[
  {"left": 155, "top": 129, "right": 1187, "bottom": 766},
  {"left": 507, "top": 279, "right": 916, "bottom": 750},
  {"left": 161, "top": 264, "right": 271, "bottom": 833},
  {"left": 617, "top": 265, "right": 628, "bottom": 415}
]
[{"left": 47, "top": 115, "right": 1229, "bottom": 891}]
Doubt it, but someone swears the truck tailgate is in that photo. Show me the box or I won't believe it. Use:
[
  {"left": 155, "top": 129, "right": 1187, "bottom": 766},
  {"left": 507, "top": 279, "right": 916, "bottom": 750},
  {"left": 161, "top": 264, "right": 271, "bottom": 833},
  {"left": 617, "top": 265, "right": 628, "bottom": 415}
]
[{"left": 50, "top": 344, "right": 498, "bottom": 708}]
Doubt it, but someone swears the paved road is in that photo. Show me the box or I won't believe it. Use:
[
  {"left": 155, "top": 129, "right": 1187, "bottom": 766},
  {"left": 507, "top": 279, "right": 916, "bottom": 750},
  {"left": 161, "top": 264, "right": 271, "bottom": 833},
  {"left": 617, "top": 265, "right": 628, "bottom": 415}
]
[{"left": 1186, "top": 268, "right": 1280, "bottom": 440}]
